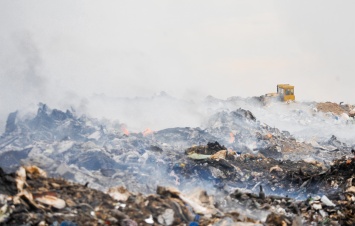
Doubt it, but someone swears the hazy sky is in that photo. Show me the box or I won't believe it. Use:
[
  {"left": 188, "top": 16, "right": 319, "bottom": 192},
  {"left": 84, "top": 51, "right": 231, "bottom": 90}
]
[{"left": 1, "top": 1, "right": 355, "bottom": 123}]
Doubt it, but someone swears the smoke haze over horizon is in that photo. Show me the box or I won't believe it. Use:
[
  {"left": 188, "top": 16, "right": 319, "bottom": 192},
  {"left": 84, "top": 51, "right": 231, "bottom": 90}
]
[{"left": 1, "top": 1, "right": 355, "bottom": 131}]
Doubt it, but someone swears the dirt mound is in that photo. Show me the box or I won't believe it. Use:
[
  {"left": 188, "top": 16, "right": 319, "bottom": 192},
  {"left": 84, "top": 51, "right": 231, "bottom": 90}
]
[
  {"left": 317, "top": 102, "right": 346, "bottom": 115},
  {"left": 317, "top": 102, "right": 355, "bottom": 117}
]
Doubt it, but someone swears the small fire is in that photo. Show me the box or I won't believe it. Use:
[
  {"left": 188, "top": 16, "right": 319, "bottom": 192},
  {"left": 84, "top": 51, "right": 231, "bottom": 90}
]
[
  {"left": 143, "top": 128, "right": 154, "bottom": 137},
  {"left": 120, "top": 125, "right": 130, "bottom": 136},
  {"left": 265, "top": 133, "right": 272, "bottom": 139},
  {"left": 229, "top": 132, "right": 235, "bottom": 143}
]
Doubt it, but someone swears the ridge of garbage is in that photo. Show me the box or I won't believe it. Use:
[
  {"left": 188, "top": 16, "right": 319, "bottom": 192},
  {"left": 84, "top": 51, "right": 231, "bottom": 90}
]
[
  {"left": 1, "top": 101, "right": 355, "bottom": 225},
  {"left": 1, "top": 157, "right": 355, "bottom": 225}
]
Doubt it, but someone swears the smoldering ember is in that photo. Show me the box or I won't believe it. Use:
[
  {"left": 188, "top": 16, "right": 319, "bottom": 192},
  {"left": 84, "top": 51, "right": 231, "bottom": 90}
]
[{"left": 1, "top": 96, "right": 355, "bottom": 226}]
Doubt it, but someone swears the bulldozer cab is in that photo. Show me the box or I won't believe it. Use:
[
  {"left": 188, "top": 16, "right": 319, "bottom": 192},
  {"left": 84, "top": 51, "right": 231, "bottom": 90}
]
[{"left": 277, "top": 84, "right": 295, "bottom": 101}]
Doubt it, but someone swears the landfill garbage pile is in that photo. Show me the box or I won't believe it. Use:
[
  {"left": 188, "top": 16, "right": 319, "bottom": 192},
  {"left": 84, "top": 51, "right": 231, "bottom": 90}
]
[
  {"left": 0, "top": 165, "right": 266, "bottom": 225},
  {"left": 181, "top": 139, "right": 355, "bottom": 199},
  {"left": 203, "top": 97, "right": 355, "bottom": 143},
  {"left": 1, "top": 103, "right": 340, "bottom": 192},
  {"left": 1, "top": 100, "right": 355, "bottom": 225},
  {"left": 1, "top": 156, "right": 355, "bottom": 225}
]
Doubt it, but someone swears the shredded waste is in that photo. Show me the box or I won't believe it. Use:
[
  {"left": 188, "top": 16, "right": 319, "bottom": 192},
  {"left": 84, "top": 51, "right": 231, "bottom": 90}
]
[
  {"left": 1, "top": 99, "right": 355, "bottom": 225},
  {"left": 1, "top": 157, "right": 355, "bottom": 225}
]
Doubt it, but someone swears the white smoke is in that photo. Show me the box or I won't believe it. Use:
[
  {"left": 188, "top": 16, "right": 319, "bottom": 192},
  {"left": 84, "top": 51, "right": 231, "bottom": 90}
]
[{"left": 1, "top": 1, "right": 355, "bottom": 138}]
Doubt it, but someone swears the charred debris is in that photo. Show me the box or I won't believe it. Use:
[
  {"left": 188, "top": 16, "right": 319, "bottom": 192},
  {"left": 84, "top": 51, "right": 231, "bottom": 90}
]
[{"left": 1, "top": 102, "right": 355, "bottom": 225}]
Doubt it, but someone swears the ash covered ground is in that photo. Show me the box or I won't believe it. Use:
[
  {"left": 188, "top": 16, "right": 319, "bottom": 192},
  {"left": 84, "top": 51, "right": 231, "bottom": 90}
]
[{"left": 1, "top": 96, "right": 355, "bottom": 225}]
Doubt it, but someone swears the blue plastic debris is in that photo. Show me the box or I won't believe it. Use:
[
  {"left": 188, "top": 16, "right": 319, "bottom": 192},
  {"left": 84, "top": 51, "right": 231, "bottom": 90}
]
[
  {"left": 60, "top": 221, "right": 77, "bottom": 226},
  {"left": 189, "top": 214, "right": 200, "bottom": 226}
]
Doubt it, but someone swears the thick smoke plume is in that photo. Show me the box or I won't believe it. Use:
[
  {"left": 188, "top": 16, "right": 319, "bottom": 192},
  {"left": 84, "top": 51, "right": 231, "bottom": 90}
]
[{"left": 0, "top": 33, "right": 47, "bottom": 131}]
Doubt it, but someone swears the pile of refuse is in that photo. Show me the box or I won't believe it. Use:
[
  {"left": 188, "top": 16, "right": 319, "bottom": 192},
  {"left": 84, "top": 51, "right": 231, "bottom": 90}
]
[
  {"left": 1, "top": 101, "right": 355, "bottom": 225},
  {"left": 0, "top": 165, "right": 268, "bottom": 225},
  {"left": 1, "top": 103, "right": 338, "bottom": 193},
  {"left": 1, "top": 155, "right": 355, "bottom": 225},
  {"left": 182, "top": 141, "right": 353, "bottom": 199},
  {"left": 227, "top": 156, "right": 355, "bottom": 225}
]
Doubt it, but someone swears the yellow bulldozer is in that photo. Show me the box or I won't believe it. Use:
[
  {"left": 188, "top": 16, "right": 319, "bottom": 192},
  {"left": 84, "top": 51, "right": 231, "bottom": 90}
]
[{"left": 263, "top": 84, "right": 295, "bottom": 103}]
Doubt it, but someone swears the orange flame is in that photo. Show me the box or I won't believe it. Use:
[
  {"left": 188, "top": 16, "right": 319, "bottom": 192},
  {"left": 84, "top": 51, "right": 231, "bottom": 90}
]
[
  {"left": 143, "top": 128, "right": 154, "bottom": 136},
  {"left": 122, "top": 127, "right": 129, "bottom": 136},
  {"left": 229, "top": 132, "right": 235, "bottom": 143}
]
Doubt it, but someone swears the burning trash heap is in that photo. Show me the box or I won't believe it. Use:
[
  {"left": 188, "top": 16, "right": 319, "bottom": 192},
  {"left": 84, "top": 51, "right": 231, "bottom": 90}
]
[{"left": 1, "top": 100, "right": 355, "bottom": 225}]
